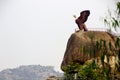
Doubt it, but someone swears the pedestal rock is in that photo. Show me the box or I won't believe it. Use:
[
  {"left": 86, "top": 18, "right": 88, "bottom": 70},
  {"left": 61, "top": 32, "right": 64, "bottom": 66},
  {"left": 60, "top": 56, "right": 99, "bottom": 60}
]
[{"left": 61, "top": 31, "right": 117, "bottom": 71}]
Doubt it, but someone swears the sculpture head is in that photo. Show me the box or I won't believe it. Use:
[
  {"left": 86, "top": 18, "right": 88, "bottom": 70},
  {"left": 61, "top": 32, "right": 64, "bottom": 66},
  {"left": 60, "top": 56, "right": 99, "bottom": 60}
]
[{"left": 80, "top": 10, "right": 90, "bottom": 23}]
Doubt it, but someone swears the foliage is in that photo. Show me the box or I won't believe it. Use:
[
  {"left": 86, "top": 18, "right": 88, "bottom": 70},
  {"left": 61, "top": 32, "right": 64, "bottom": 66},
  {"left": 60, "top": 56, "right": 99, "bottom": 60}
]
[
  {"left": 104, "top": 1, "right": 120, "bottom": 31},
  {"left": 115, "top": 38, "right": 120, "bottom": 72},
  {"left": 63, "top": 60, "right": 111, "bottom": 80}
]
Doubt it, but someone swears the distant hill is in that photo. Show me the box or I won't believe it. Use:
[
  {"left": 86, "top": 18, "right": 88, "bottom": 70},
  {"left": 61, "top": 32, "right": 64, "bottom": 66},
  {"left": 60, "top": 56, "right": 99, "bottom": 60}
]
[{"left": 0, "top": 65, "right": 63, "bottom": 80}]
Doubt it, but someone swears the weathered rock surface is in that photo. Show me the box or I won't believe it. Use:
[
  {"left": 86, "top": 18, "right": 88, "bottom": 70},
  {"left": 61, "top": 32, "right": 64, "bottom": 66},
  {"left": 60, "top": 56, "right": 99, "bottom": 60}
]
[{"left": 61, "top": 31, "right": 118, "bottom": 71}]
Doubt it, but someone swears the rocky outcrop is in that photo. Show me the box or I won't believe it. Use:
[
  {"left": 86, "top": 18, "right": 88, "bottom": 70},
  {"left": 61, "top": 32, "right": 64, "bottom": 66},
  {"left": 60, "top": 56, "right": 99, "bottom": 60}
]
[{"left": 61, "top": 31, "right": 118, "bottom": 71}]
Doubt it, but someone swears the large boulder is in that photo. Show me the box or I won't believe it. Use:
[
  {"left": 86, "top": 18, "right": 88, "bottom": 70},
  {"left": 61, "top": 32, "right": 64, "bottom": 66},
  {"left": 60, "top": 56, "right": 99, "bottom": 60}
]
[{"left": 61, "top": 31, "right": 118, "bottom": 71}]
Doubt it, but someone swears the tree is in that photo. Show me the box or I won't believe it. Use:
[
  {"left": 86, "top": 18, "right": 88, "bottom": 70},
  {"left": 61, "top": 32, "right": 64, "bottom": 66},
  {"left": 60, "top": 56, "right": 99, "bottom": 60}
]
[{"left": 104, "top": 1, "right": 120, "bottom": 32}]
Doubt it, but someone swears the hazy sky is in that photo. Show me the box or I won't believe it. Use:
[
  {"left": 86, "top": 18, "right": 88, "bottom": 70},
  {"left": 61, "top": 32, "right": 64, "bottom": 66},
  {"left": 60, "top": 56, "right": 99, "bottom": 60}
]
[{"left": 0, "top": 0, "right": 117, "bottom": 72}]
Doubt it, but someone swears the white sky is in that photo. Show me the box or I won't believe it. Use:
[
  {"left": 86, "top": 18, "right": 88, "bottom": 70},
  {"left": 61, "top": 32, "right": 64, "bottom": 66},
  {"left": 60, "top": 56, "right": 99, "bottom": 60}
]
[{"left": 0, "top": 0, "right": 117, "bottom": 72}]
